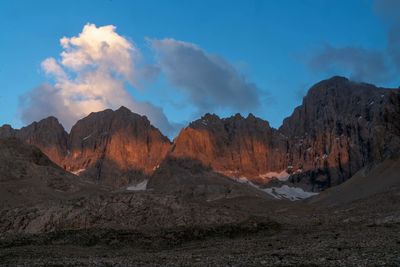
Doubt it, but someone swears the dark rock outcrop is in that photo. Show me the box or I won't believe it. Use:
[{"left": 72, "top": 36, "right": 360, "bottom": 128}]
[
  {"left": 147, "top": 157, "right": 271, "bottom": 200},
  {"left": 0, "top": 138, "right": 93, "bottom": 207}
]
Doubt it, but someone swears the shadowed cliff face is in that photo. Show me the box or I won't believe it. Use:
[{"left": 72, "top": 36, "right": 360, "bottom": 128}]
[
  {"left": 0, "top": 138, "right": 98, "bottom": 207},
  {"left": 280, "top": 77, "right": 400, "bottom": 189},
  {"left": 1, "top": 77, "right": 399, "bottom": 190}
]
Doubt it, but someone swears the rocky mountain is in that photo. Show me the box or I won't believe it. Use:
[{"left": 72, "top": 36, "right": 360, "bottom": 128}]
[
  {"left": 280, "top": 76, "right": 400, "bottom": 190},
  {"left": 170, "top": 113, "right": 287, "bottom": 181},
  {"left": 64, "top": 106, "right": 171, "bottom": 187},
  {"left": 0, "top": 107, "right": 171, "bottom": 188},
  {"left": 0, "top": 117, "right": 68, "bottom": 166},
  {"left": 171, "top": 76, "right": 400, "bottom": 190},
  {"left": 1, "top": 76, "right": 399, "bottom": 191}
]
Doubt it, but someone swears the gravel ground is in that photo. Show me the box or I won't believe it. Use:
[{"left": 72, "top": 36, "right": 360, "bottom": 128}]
[
  {"left": 0, "top": 225, "right": 399, "bottom": 266},
  {"left": 1, "top": 182, "right": 399, "bottom": 266},
  {"left": 1, "top": 212, "right": 399, "bottom": 266}
]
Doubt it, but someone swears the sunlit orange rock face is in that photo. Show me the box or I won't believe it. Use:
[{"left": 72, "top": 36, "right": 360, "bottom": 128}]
[
  {"left": 64, "top": 107, "right": 171, "bottom": 187},
  {"left": 0, "top": 107, "right": 171, "bottom": 188},
  {"left": 171, "top": 113, "right": 287, "bottom": 181}
]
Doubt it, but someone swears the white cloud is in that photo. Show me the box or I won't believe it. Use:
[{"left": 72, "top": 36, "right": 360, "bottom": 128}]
[
  {"left": 41, "top": 58, "right": 67, "bottom": 80},
  {"left": 20, "top": 23, "right": 176, "bottom": 136},
  {"left": 59, "top": 24, "right": 137, "bottom": 83}
]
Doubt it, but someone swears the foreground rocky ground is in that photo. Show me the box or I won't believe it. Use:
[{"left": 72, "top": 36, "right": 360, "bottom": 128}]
[
  {"left": 1, "top": 223, "right": 399, "bottom": 266},
  {"left": 1, "top": 187, "right": 399, "bottom": 267}
]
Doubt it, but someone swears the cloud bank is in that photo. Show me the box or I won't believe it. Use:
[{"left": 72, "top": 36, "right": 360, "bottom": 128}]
[
  {"left": 308, "top": 0, "right": 400, "bottom": 85},
  {"left": 376, "top": 0, "right": 400, "bottom": 72},
  {"left": 150, "top": 38, "right": 263, "bottom": 115},
  {"left": 20, "top": 24, "right": 176, "bottom": 136},
  {"left": 308, "top": 45, "right": 392, "bottom": 84}
]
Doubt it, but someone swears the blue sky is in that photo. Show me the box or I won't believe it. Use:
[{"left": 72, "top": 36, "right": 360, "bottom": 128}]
[{"left": 0, "top": 0, "right": 398, "bottom": 137}]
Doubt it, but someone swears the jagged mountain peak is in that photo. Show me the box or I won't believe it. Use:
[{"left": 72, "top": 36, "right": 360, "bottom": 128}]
[
  {"left": 70, "top": 106, "right": 159, "bottom": 139},
  {"left": 316, "top": 75, "right": 349, "bottom": 84},
  {"left": 189, "top": 112, "right": 270, "bottom": 130},
  {"left": 21, "top": 116, "right": 65, "bottom": 132},
  {"left": 304, "top": 75, "right": 381, "bottom": 100},
  {"left": 246, "top": 113, "right": 256, "bottom": 119},
  {"left": 232, "top": 113, "right": 244, "bottom": 120},
  {"left": 65, "top": 106, "right": 171, "bottom": 187},
  {"left": 115, "top": 106, "right": 149, "bottom": 121},
  {"left": 116, "top": 105, "right": 131, "bottom": 112},
  {"left": 189, "top": 113, "right": 220, "bottom": 128},
  {"left": 279, "top": 76, "right": 399, "bottom": 135},
  {"left": 0, "top": 124, "right": 15, "bottom": 138}
]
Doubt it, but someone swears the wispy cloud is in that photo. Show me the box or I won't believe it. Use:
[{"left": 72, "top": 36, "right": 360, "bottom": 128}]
[
  {"left": 20, "top": 23, "right": 176, "bottom": 136},
  {"left": 149, "top": 38, "right": 266, "bottom": 115},
  {"left": 375, "top": 0, "right": 400, "bottom": 71},
  {"left": 308, "top": 45, "right": 393, "bottom": 84},
  {"left": 307, "top": 0, "right": 400, "bottom": 86}
]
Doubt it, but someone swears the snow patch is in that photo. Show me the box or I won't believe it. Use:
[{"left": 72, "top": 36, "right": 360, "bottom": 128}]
[
  {"left": 127, "top": 180, "right": 148, "bottom": 191},
  {"left": 152, "top": 164, "right": 160, "bottom": 171},
  {"left": 263, "top": 185, "right": 318, "bottom": 201},
  {"left": 259, "top": 170, "right": 290, "bottom": 181},
  {"left": 216, "top": 170, "right": 240, "bottom": 176},
  {"left": 71, "top": 168, "right": 86, "bottom": 175},
  {"left": 82, "top": 134, "right": 92, "bottom": 141},
  {"left": 233, "top": 177, "right": 318, "bottom": 201},
  {"left": 235, "top": 177, "right": 253, "bottom": 184}
]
